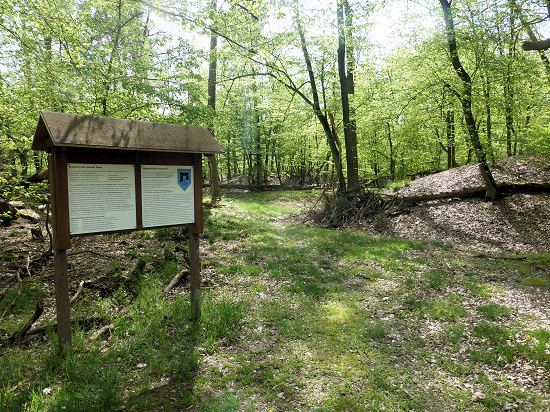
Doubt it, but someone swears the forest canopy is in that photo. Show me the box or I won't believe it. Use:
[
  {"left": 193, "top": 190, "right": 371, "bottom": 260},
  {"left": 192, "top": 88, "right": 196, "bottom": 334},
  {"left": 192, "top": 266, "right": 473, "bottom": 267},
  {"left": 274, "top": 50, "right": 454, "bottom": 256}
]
[{"left": 1, "top": 0, "right": 549, "bottom": 189}]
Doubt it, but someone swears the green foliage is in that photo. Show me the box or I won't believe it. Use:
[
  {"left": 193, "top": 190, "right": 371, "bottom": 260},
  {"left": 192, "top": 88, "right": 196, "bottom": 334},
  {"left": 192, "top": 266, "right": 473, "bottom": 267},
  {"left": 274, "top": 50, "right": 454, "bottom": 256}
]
[
  {"left": 17, "top": 180, "right": 539, "bottom": 412},
  {"left": 477, "top": 303, "right": 511, "bottom": 321},
  {"left": 0, "top": 283, "right": 44, "bottom": 334},
  {"left": 201, "top": 295, "right": 248, "bottom": 345},
  {"left": 384, "top": 179, "right": 410, "bottom": 192},
  {"left": 199, "top": 392, "right": 240, "bottom": 412},
  {"left": 424, "top": 269, "right": 451, "bottom": 289},
  {"left": 471, "top": 322, "right": 515, "bottom": 365},
  {"left": 153, "top": 227, "right": 180, "bottom": 240},
  {"left": 363, "top": 322, "right": 388, "bottom": 340}
]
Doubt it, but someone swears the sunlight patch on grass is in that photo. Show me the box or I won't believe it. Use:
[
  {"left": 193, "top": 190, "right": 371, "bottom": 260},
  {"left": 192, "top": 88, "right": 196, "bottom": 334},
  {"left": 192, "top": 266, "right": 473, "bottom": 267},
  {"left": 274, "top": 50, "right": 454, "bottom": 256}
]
[
  {"left": 227, "top": 197, "right": 296, "bottom": 219},
  {"left": 323, "top": 302, "right": 353, "bottom": 324}
]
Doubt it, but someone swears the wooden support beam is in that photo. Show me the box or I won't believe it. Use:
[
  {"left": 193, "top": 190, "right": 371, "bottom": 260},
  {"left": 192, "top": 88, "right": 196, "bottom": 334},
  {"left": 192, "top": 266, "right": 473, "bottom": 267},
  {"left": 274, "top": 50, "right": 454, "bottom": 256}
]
[
  {"left": 189, "top": 229, "right": 201, "bottom": 320},
  {"left": 49, "top": 152, "right": 72, "bottom": 352},
  {"left": 54, "top": 249, "right": 72, "bottom": 351}
]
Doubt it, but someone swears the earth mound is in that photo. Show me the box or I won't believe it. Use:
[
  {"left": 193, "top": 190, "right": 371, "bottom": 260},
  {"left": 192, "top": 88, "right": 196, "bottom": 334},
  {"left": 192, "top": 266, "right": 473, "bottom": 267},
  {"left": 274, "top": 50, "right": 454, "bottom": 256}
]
[{"left": 372, "top": 155, "right": 550, "bottom": 253}]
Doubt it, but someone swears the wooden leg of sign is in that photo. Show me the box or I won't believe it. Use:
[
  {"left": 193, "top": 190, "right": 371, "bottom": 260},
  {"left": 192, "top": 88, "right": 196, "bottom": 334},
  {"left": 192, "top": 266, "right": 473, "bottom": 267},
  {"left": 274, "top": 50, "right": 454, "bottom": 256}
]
[
  {"left": 54, "top": 249, "right": 72, "bottom": 352},
  {"left": 189, "top": 230, "right": 201, "bottom": 320}
]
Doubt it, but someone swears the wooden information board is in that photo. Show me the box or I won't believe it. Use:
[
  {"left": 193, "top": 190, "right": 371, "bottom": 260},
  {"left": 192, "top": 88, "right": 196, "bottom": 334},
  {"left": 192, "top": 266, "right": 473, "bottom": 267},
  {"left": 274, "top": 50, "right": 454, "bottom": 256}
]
[
  {"left": 68, "top": 163, "right": 137, "bottom": 235},
  {"left": 141, "top": 165, "right": 195, "bottom": 228},
  {"left": 32, "top": 111, "right": 224, "bottom": 351}
]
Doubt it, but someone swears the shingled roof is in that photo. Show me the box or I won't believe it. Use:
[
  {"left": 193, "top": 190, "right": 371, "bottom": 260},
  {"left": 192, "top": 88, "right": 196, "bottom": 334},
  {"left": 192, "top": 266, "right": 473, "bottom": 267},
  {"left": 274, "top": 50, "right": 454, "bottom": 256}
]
[{"left": 32, "top": 111, "right": 224, "bottom": 154}]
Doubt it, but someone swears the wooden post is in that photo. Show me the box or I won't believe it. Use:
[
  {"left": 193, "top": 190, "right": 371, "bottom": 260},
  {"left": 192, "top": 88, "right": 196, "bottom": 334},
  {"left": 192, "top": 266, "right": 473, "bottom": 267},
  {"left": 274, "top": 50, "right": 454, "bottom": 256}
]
[
  {"left": 54, "top": 249, "right": 72, "bottom": 350},
  {"left": 49, "top": 151, "right": 72, "bottom": 352},
  {"left": 189, "top": 153, "right": 203, "bottom": 319},
  {"left": 189, "top": 229, "right": 201, "bottom": 320}
]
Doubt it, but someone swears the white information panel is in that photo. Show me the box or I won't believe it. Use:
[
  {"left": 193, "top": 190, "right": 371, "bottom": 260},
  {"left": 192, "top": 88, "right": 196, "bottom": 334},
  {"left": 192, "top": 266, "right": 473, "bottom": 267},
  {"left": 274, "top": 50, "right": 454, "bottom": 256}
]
[
  {"left": 141, "top": 165, "right": 195, "bottom": 228},
  {"left": 67, "top": 163, "right": 137, "bottom": 235}
]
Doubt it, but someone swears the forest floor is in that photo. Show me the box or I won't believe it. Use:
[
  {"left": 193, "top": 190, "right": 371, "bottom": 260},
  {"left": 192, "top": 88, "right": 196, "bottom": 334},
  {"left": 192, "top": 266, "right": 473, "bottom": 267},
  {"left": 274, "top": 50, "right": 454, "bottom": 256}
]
[
  {"left": 0, "top": 155, "right": 549, "bottom": 411},
  {"left": 372, "top": 154, "right": 550, "bottom": 254}
]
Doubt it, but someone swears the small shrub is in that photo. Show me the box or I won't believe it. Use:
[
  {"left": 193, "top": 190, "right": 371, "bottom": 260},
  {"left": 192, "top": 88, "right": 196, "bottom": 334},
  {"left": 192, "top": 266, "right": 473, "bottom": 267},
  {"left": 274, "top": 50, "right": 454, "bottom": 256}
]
[{"left": 385, "top": 179, "right": 410, "bottom": 192}]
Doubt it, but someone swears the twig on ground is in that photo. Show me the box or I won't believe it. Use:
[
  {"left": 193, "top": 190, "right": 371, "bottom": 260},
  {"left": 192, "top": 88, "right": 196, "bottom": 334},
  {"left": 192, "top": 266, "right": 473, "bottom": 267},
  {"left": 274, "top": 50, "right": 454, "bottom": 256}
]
[
  {"left": 88, "top": 323, "right": 114, "bottom": 342},
  {"left": 165, "top": 269, "right": 189, "bottom": 294},
  {"left": 25, "top": 316, "right": 106, "bottom": 338},
  {"left": 69, "top": 280, "right": 86, "bottom": 306},
  {"left": 7, "top": 299, "right": 44, "bottom": 344},
  {"left": 0, "top": 271, "right": 22, "bottom": 304}
]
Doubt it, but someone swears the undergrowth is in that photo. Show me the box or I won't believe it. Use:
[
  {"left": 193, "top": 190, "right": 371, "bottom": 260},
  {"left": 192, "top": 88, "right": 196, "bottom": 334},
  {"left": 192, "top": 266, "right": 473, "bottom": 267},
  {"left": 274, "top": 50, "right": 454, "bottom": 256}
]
[{"left": 1, "top": 190, "right": 549, "bottom": 411}]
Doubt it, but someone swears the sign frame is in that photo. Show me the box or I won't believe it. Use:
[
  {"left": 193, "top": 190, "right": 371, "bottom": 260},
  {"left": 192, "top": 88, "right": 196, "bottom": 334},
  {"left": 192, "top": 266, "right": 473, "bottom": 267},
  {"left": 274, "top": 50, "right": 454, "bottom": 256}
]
[
  {"left": 50, "top": 147, "right": 204, "bottom": 250},
  {"left": 33, "top": 111, "right": 223, "bottom": 352}
]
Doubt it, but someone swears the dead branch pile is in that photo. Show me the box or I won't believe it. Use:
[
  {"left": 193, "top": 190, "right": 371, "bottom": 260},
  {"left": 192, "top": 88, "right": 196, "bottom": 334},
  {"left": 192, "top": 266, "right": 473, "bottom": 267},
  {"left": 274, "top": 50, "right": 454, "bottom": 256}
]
[{"left": 317, "top": 190, "right": 394, "bottom": 227}]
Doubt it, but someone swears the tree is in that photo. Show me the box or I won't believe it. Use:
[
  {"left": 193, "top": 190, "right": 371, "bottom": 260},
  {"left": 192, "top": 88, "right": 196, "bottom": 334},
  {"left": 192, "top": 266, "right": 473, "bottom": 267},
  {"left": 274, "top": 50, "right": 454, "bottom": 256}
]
[
  {"left": 439, "top": 0, "right": 498, "bottom": 200},
  {"left": 293, "top": 8, "right": 346, "bottom": 191},
  {"left": 207, "top": 0, "right": 221, "bottom": 201},
  {"left": 337, "top": 0, "right": 359, "bottom": 190}
]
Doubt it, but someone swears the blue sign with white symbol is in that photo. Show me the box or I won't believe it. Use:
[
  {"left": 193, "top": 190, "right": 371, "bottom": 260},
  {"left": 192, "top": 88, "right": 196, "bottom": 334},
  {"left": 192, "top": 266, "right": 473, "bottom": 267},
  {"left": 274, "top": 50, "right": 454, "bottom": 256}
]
[{"left": 177, "top": 168, "right": 192, "bottom": 191}]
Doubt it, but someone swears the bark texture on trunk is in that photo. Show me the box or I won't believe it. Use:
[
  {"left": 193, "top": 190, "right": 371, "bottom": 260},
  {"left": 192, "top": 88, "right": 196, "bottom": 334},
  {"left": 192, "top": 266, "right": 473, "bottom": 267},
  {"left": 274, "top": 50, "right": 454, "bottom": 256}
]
[
  {"left": 337, "top": 0, "right": 359, "bottom": 191},
  {"left": 439, "top": 0, "right": 497, "bottom": 199},
  {"left": 207, "top": 1, "right": 221, "bottom": 201},
  {"left": 295, "top": 12, "right": 346, "bottom": 192}
]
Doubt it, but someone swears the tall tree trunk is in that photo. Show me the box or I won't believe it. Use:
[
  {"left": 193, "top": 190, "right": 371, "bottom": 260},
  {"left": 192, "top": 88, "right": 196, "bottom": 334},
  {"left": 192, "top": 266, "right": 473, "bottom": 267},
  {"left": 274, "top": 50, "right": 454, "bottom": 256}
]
[
  {"left": 505, "top": 82, "right": 514, "bottom": 157},
  {"left": 439, "top": 0, "right": 497, "bottom": 200},
  {"left": 207, "top": 0, "right": 221, "bottom": 201},
  {"left": 264, "top": 138, "right": 270, "bottom": 184},
  {"left": 18, "top": 151, "right": 28, "bottom": 177},
  {"left": 337, "top": 0, "right": 359, "bottom": 191},
  {"left": 254, "top": 109, "right": 262, "bottom": 185},
  {"left": 371, "top": 131, "right": 380, "bottom": 186},
  {"left": 505, "top": 4, "right": 515, "bottom": 157},
  {"left": 446, "top": 110, "right": 456, "bottom": 168},
  {"left": 294, "top": 11, "right": 346, "bottom": 192},
  {"left": 226, "top": 134, "right": 232, "bottom": 181},
  {"left": 387, "top": 122, "right": 395, "bottom": 180},
  {"left": 483, "top": 77, "right": 495, "bottom": 162}
]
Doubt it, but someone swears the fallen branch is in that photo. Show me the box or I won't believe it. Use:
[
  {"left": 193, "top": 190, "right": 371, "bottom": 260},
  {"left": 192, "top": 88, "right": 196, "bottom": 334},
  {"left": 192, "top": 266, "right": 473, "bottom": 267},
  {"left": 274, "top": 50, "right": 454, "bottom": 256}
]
[
  {"left": 165, "top": 269, "right": 189, "bottom": 294},
  {"left": 385, "top": 182, "right": 550, "bottom": 204},
  {"left": 88, "top": 323, "right": 114, "bottom": 342},
  {"left": 8, "top": 299, "right": 43, "bottom": 344},
  {"left": 0, "top": 314, "right": 107, "bottom": 348},
  {"left": 0, "top": 272, "right": 22, "bottom": 304},
  {"left": 390, "top": 187, "right": 485, "bottom": 203},
  {"left": 22, "top": 316, "right": 106, "bottom": 339},
  {"left": 69, "top": 280, "right": 86, "bottom": 306}
]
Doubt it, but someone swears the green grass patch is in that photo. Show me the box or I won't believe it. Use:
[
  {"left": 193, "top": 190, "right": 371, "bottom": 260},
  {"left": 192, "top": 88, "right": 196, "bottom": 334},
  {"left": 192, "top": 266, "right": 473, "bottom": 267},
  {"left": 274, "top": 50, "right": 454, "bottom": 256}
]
[
  {"left": 2, "top": 190, "right": 549, "bottom": 411},
  {"left": 424, "top": 269, "right": 452, "bottom": 288},
  {"left": 384, "top": 178, "right": 410, "bottom": 192},
  {"left": 470, "top": 322, "right": 516, "bottom": 366},
  {"left": 477, "top": 302, "right": 511, "bottom": 320}
]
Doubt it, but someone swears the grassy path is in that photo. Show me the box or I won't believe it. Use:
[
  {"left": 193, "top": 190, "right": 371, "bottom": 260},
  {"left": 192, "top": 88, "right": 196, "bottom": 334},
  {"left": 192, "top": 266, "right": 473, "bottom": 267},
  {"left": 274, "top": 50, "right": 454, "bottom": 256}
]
[{"left": 1, "top": 191, "right": 549, "bottom": 411}]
